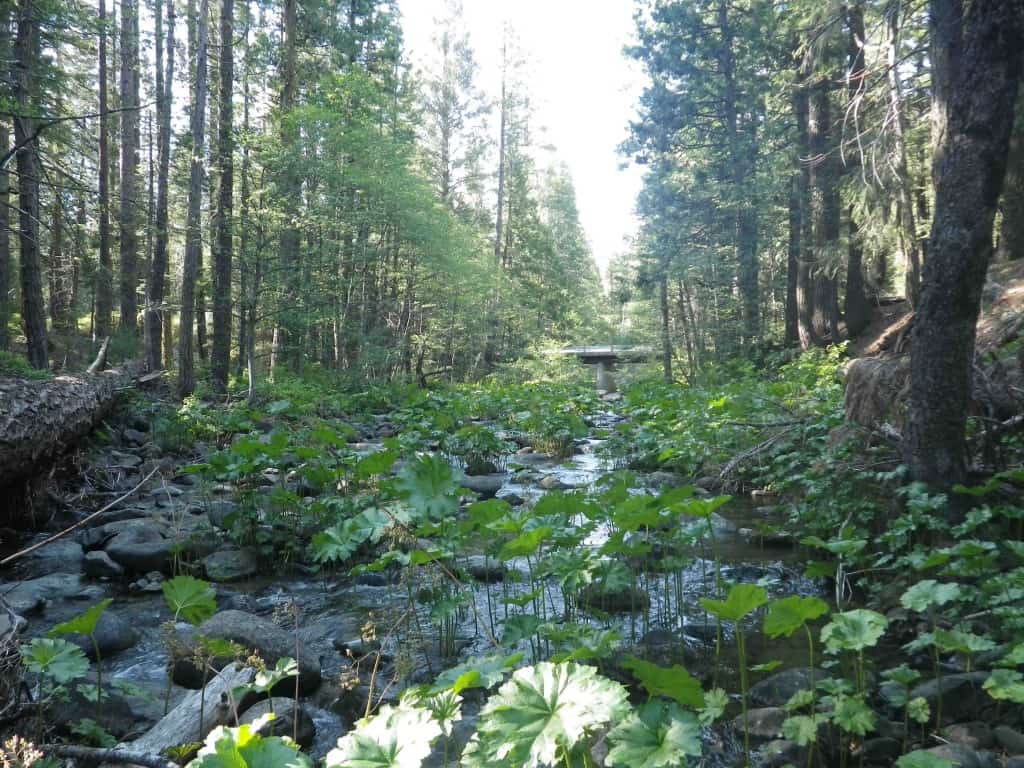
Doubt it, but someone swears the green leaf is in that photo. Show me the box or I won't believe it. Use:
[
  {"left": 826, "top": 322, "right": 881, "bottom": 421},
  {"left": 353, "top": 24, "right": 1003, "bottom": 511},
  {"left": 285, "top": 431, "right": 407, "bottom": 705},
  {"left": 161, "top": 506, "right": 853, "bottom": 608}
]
[
  {"left": 831, "top": 695, "right": 875, "bottom": 736},
  {"left": 354, "top": 450, "right": 398, "bottom": 480},
  {"left": 396, "top": 454, "right": 461, "bottom": 520},
  {"left": 895, "top": 750, "right": 955, "bottom": 768},
  {"left": 325, "top": 704, "right": 442, "bottom": 768},
  {"left": 782, "top": 714, "right": 825, "bottom": 746},
  {"left": 983, "top": 669, "right": 1024, "bottom": 703},
  {"left": 462, "top": 661, "right": 630, "bottom": 768},
  {"left": 190, "top": 716, "right": 312, "bottom": 768},
  {"left": 621, "top": 657, "right": 704, "bottom": 709},
  {"left": 430, "top": 652, "right": 523, "bottom": 694},
  {"left": 699, "top": 584, "right": 768, "bottom": 623},
  {"left": 907, "top": 697, "right": 930, "bottom": 724},
  {"left": 698, "top": 687, "right": 729, "bottom": 726},
  {"left": 606, "top": 699, "right": 702, "bottom": 767},
  {"left": 21, "top": 638, "right": 89, "bottom": 684},
  {"left": 254, "top": 658, "right": 299, "bottom": 694},
  {"left": 899, "top": 580, "right": 962, "bottom": 613},
  {"left": 763, "top": 596, "right": 829, "bottom": 639},
  {"left": 821, "top": 609, "right": 888, "bottom": 654},
  {"left": 163, "top": 575, "right": 217, "bottom": 625},
  {"left": 499, "top": 527, "right": 553, "bottom": 561},
  {"left": 49, "top": 599, "right": 113, "bottom": 639},
  {"left": 881, "top": 664, "right": 921, "bottom": 688},
  {"left": 502, "top": 615, "right": 543, "bottom": 647}
]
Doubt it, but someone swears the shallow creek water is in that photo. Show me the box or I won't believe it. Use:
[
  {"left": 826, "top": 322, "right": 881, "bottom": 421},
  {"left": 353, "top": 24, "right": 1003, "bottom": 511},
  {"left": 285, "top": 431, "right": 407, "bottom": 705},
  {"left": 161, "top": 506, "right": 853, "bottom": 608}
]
[{"left": 7, "top": 408, "right": 826, "bottom": 765}]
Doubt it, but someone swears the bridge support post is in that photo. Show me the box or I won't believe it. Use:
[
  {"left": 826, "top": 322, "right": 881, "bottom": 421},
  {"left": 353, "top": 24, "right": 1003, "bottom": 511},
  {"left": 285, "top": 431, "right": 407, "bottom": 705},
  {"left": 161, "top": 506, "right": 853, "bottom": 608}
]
[{"left": 595, "top": 360, "right": 616, "bottom": 393}]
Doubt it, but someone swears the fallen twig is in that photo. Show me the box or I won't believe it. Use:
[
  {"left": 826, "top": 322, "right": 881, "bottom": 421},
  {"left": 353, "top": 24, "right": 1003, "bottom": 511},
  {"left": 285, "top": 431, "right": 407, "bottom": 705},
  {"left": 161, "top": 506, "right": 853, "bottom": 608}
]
[
  {"left": 42, "top": 744, "right": 178, "bottom": 768},
  {"left": 1, "top": 466, "right": 159, "bottom": 566}
]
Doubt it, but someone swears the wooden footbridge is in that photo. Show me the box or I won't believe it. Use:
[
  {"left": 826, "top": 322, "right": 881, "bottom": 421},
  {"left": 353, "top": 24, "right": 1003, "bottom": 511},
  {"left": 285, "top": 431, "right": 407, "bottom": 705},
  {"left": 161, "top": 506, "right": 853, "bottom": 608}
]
[{"left": 554, "top": 345, "right": 653, "bottom": 392}]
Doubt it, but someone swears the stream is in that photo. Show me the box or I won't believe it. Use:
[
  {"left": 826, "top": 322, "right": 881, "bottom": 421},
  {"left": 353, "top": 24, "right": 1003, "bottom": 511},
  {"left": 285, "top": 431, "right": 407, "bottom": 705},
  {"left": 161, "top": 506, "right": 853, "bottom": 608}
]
[{"left": 1, "top": 403, "right": 826, "bottom": 766}]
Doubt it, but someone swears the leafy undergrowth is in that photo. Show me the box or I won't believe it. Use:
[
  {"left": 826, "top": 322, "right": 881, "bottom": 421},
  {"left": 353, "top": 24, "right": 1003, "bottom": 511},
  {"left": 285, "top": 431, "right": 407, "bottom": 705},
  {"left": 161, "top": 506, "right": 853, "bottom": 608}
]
[{"left": 16, "top": 354, "right": 1024, "bottom": 767}]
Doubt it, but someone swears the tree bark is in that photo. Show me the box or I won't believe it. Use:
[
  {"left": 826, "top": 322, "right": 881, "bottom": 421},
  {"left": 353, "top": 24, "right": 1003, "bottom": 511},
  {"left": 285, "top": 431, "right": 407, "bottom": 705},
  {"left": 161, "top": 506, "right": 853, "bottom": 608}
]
[
  {"left": 211, "top": 0, "right": 234, "bottom": 391},
  {"left": 178, "top": 0, "right": 209, "bottom": 396},
  {"left": 96, "top": 0, "right": 113, "bottom": 341},
  {"left": 0, "top": 360, "right": 145, "bottom": 490},
  {"left": 0, "top": 12, "right": 10, "bottom": 352},
  {"left": 794, "top": 74, "right": 818, "bottom": 350},
  {"left": 808, "top": 66, "right": 841, "bottom": 342},
  {"left": 785, "top": 172, "right": 801, "bottom": 346},
  {"left": 146, "top": 0, "right": 175, "bottom": 370},
  {"left": 929, "top": 0, "right": 963, "bottom": 189},
  {"left": 13, "top": 1, "right": 48, "bottom": 370},
  {"left": 887, "top": 2, "right": 923, "bottom": 307},
  {"left": 844, "top": 1, "right": 872, "bottom": 337},
  {"left": 118, "top": 0, "right": 140, "bottom": 335},
  {"left": 906, "top": 0, "right": 1022, "bottom": 491},
  {"left": 996, "top": 90, "right": 1024, "bottom": 261},
  {"left": 659, "top": 270, "right": 672, "bottom": 382}
]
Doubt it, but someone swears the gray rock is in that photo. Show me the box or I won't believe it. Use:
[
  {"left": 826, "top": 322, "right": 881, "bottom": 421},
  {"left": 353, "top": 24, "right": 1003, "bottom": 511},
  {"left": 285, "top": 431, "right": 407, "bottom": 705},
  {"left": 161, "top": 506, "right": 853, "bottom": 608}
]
[
  {"left": 73, "top": 611, "right": 138, "bottom": 659},
  {"left": 910, "top": 672, "right": 990, "bottom": 724},
  {"left": 0, "top": 610, "right": 26, "bottom": 639},
  {"left": 124, "top": 428, "right": 148, "bottom": 446},
  {"left": 1007, "top": 758, "right": 1024, "bottom": 768},
  {"left": 498, "top": 492, "right": 526, "bottom": 507},
  {"left": 50, "top": 687, "right": 142, "bottom": 739},
  {"left": 105, "top": 526, "right": 173, "bottom": 573},
  {"left": 239, "top": 699, "right": 316, "bottom": 749},
  {"left": 26, "top": 540, "right": 83, "bottom": 577},
  {"left": 172, "top": 610, "right": 321, "bottom": 693},
  {"left": 994, "top": 725, "right": 1024, "bottom": 755},
  {"left": 0, "top": 573, "right": 91, "bottom": 615},
  {"left": 539, "top": 474, "right": 569, "bottom": 490},
  {"left": 925, "top": 744, "right": 983, "bottom": 768},
  {"left": 129, "top": 571, "right": 165, "bottom": 593},
  {"left": 83, "top": 550, "right": 124, "bottom": 579},
  {"left": 733, "top": 707, "right": 786, "bottom": 743},
  {"left": 196, "top": 500, "right": 239, "bottom": 529},
  {"left": 462, "top": 555, "right": 505, "bottom": 583},
  {"left": 944, "top": 722, "right": 995, "bottom": 750},
  {"left": 203, "top": 549, "right": 259, "bottom": 582},
  {"left": 756, "top": 740, "right": 806, "bottom": 768},
  {"left": 579, "top": 583, "right": 650, "bottom": 614},
  {"left": 861, "top": 737, "right": 901, "bottom": 764},
  {"left": 750, "top": 668, "right": 827, "bottom": 708},
  {"left": 460, "top": 474, "right": 507, "bottom": 500}
]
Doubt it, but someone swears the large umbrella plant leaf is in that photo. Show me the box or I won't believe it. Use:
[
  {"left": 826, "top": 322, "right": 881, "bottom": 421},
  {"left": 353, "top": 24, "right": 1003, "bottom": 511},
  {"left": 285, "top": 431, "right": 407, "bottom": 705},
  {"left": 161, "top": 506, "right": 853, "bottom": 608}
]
[
  {"left": 606, "top": 699, "right": 702, "bottom": 767},
  {"left": 462, "top": 661, "right": 629, "bottom": 768},
  {"left": 699, "top": 584, "right": 768, "bottom": 623},
  {"left": 325, "top": 703, "right": 442, "bottom": 768}
]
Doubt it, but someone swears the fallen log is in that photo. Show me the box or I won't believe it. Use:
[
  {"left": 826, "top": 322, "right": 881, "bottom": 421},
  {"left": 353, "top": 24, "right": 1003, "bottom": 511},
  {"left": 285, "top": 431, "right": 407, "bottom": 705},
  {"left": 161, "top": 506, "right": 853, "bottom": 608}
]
[
  {"left": 123, "top": 665, "right": 255, "bottom": 759},
  {"left": 0, "top": 358, "right": 146, "bottom": 491}
]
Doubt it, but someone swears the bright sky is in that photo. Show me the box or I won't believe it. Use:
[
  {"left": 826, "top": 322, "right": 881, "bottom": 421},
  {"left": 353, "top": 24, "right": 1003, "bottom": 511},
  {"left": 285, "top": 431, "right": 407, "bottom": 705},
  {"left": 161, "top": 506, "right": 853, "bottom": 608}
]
[{"left": 399, "top": 0, "right": 645, "bottom": 280}]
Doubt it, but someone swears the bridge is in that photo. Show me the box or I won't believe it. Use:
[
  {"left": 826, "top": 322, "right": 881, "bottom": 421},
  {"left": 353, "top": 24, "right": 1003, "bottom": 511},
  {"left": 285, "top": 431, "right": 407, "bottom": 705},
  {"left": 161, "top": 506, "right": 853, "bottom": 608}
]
[{"left": 554, "top": 345, "right": 653, "bottom": 392}]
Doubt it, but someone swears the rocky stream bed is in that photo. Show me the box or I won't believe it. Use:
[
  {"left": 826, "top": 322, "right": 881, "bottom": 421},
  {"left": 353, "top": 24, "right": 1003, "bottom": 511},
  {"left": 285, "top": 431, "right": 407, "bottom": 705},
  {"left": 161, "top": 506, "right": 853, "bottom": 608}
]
[{"left": 2, "top": 399, "right": 1022, "bottom": 767}]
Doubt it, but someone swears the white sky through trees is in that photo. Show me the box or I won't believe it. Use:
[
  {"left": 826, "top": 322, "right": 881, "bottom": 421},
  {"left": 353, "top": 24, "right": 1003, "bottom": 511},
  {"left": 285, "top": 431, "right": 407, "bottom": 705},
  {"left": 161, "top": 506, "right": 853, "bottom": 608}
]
[{"left": 399, "top": 0, "right": 645, "bottom": 281}]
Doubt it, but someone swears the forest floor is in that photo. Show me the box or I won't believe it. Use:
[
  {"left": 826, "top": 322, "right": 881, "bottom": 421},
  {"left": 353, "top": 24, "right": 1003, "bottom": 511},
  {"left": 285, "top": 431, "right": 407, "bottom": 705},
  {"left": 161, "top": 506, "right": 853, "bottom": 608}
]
[{"left": 1, "top": 336, "right": 1023, "bottom": 767}]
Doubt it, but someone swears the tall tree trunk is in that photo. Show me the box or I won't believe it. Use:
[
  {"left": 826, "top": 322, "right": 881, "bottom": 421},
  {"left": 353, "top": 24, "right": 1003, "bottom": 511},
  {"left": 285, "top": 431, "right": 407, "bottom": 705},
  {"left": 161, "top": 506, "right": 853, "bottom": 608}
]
[
  {"left": 178, "top": 0, "right": 209, "bottom": 396},
  {"left": 807, "top": 66, "right": 840, "bottom": 342},
  {"left": 211, "top": 0, "right": 234, "bottom": 390},
  {"left": 119, "top": 0, "right": 140, "bottom": 335},
  {"left": 271, "top": 0, "right": 299, "bottom": 379},
  {"left": 494, "top": 36, "right": 507, "bottom": 264},
  {"left": 844, "top": 1, "right": 872, "bottom": 336},
  {"left": 0, "top": 121, "right": 9, "bottom": 351},
  {"left": 718, "top": 0, "right": 759, "bottom": 345},
  {"left": 794, "top": 68, "right": 819, "bottom": 349},
  {"left": 49, "top": 193, "right": 71, "bottom": 332},
  {"left": 236, "top": 0, "right": 251, "bottom": 380},
  {"left": 906, "top": 0, "right": 1022, "bottom": 491},
  {"left": 96, "top": 0, "right": 113, "bottom": 340},
  {"left": 659, "top": 270, "right": 672, "bottom": 382},
  {"left": 13, "top": 1, "right": 47, "bottom": 369},
  {"left": 996, "top": 90, "right": 1024, "bottom": 261},
  {"left": 929, "top": 0, "right": 963, "bottom": 188},
  {"left": 785, "top": 173, "right": 801, "bottom": 346},
  {"left": 887, "top": 2, "right": 923, "bottom": 307},
  {"left": 146, "top": 0, "right": 174, "bottom": 370}
]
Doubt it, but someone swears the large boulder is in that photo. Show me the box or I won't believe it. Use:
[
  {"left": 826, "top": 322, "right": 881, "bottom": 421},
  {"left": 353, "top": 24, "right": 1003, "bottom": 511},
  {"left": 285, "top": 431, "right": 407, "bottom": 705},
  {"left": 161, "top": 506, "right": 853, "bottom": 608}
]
[
  {"left": 909, "top": 672, "right": 991, "bottom": 725},
  {"left": 73, "top": 611, "right": 139, "bottom": 660},
  {"left": 239, "top": 699, "right": 316, "bottom": 749},
  {"left": 460, "top": 474, "right": 507, "bottom": 500},
  {"left": 203, "top": 549, "right": 259, "bottom": 582},
  {"left": 104, "top": 526, "right": 173, "bottom": 573},
  {"left": 83, "top": 550, "right": 124, "bottom": 579},
  {"left": 172, "top": 610, "right": 321, "bottom": 694},
  {"left": 25, "top": 540, "right": 83, "bottom": 577},
  {"left": 0, "top": 573, "right": 102, "bottom": 616},
  {"left": 732, "top": 707, "right": 786, "bottom": 744},
  {"left": 750, "top": 668, "right": 827, "bottom": 708}
]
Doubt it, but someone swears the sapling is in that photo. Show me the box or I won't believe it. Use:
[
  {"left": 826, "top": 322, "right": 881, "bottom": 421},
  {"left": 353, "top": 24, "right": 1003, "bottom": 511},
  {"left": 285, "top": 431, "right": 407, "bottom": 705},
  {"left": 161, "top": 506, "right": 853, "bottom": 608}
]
[
  {"left": 700, "top": 583, "right": 768, "bottom": 766},
  {"left": 48, "top": 598, "right": 113, "bottom": 718},
  {"left": 899, "top": 580, "right": 961, "bottom": 727}
]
